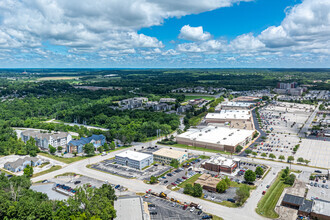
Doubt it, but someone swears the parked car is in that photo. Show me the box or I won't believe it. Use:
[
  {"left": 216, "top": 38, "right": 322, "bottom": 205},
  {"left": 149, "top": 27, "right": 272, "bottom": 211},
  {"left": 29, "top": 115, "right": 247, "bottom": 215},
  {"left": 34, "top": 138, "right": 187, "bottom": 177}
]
[
  {"left": 314, "top": 170, "right": 322, "bottom": 173},
  {"left": 164, "top": 180, "right": 168, "bottom": 184},
  {"left": 227, "top": 198, "right": 236, "bottom": 203},
  {"left": 171, "top": 182, "right": 177, "bottom": 186},
  {"left": 262, "top": 191, "right": 266, "bottom": 195},
  {"left": 74, "top": 181, "right": 81, "bottom": 185},
  {"left": 190, "top": 207, "right": 195, "bottom": 212},
  {"left": 197, "top": 210, "right": 203, "bottom": 215},
  {"left": 201, "top": 215, "right": 213, "bottom": 219}
]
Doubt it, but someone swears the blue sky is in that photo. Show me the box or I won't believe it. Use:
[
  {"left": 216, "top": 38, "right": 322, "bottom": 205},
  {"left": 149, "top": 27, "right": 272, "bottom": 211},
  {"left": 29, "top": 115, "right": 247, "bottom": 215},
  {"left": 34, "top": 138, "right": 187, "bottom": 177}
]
[{"left": 0, "top": 0, "right": 329, "bottom": 68}]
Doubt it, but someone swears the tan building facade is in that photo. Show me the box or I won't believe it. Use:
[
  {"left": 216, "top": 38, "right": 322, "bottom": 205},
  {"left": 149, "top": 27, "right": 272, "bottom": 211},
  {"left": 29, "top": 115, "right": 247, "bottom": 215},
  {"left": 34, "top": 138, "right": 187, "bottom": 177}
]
[{"left": 153, "top": 148, "right": 188, "bottom": 164}]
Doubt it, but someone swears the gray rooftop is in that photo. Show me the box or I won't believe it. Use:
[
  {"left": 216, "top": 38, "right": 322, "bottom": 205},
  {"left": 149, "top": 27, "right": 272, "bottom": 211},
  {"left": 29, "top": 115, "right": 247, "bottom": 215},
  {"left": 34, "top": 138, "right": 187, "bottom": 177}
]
[
  {"left": 21, "top": 130, "right": 70, "bottom": 140},
  {"left": 4, "top": 156, "right": 41, "bottom": 169},
  {"left": 312, "top": 199, "right": 330, "bottom": 217},
  {"left": 299, "top": 199, "right": 313, "bottom": 213},
  {"left": 114, "top": 196, "right": 147, "bottom": 220},
  {"left": 282, "top": 194, "right": 304, "bottom": 206}
]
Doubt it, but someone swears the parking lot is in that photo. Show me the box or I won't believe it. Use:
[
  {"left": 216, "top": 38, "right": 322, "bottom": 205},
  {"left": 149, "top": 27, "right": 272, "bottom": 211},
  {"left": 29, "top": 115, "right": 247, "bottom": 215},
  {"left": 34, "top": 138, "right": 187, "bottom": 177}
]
[
  {"left": 295, "top": 139, "right": 330, "bottom": 168},
  {"left": 92, "top": 158, "right": 171, "bottom": 180},
  {"left": 144, "top": 195, "right": 206, "bottom": 220}
]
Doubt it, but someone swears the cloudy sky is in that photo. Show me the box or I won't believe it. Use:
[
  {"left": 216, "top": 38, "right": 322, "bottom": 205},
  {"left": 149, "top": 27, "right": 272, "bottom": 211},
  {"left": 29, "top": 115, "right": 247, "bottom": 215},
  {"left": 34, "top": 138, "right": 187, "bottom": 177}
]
[{"left": 0, "top": 0, "right": 329, "bottom": 68}]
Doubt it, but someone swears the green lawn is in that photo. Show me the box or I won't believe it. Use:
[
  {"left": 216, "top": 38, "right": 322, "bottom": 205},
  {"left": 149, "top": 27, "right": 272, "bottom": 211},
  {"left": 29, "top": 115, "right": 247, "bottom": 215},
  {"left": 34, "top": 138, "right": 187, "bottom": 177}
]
[
  {"left": 32, "top": 165, "right": 62, "bottom": 178},
  {"left": 0, "top": 168, "right": 15, "bottom": 175},
  {"left": 184, "top": 95, "right": 215, "bottom": 101},
  {"left": 256, "top": 170, "right": 290, "bottom": 218},
  {"left": 178, "top": 173, "right": 202, "bottom": 188},
  {"left": 38, "top": 153, "right": 90, "bottom": 164},
  {"left": 170, "top": 143, "right": 231, "bottom": 155},
  {"left": 189, "top": 112, "right": 207, "bottom": 126}
]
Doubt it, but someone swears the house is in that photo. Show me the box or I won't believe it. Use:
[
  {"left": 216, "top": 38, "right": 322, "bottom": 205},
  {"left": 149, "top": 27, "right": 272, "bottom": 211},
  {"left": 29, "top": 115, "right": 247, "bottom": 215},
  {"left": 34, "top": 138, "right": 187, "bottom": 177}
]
[
  {"left": 67, "top": 134, "right": 106, "bottom": 153},
  {"left": 159, "top": 98, "right": 176, "bottom": 103},
  {"left": 21, "top": 130, "right": 72, "bottom": 150},
  {"left": 4, "top": 156, "right": 44, "bottom": 172}
]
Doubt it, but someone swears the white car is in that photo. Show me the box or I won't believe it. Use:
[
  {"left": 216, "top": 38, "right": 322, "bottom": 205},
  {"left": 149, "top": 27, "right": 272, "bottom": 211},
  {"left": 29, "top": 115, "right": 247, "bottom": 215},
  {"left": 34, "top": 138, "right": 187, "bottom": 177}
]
[
  {"left": 101, "top": 152, "right": 107, "bottom": 156},
  {"left": 190, "top": 207, "right": 195, "bottom": 212}
]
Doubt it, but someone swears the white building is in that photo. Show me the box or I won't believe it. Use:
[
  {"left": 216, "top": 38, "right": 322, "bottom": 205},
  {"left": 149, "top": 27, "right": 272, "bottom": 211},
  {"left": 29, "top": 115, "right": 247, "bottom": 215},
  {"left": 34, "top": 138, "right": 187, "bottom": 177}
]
[
  {"left": 205, "top": 110, "right": 252, "bottom": 124},
  {"left": 153, "top": 148, "right": 188, "bottom": 164},
  {"left": 176, "top": 126, "right": 255, "bottom": 153},
  {"left": 115, "top": 150, "right": 153, "bottom": 170},
  {"left": 20, "top": 130, "right": 72, "bottom": 150},
  {"left": 216, "top": 101, "right": 253, "bottom": 111}
]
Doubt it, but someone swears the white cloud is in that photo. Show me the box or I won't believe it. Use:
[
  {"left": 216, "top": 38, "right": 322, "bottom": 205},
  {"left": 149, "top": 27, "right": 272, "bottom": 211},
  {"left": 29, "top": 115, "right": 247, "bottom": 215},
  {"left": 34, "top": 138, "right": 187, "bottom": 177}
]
[{"left": 179, "top": 25, "right": 211, "bottom": 41}]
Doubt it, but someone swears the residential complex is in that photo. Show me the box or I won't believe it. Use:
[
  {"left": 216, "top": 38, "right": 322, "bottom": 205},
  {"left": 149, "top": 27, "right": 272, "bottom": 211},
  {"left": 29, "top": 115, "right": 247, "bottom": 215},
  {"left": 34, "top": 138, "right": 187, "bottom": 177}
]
[
  {"left": 20, "top": 130, "right": 72, "bottom": 150},
  {"left": 67, "top": 134, "right": 106, "bottom": 153},
  {"left": 159, "top": 98, "right": 176, "bottom": 103},
  {"left": 176, "top": 126, "right": 254, "bottom": 153},
  {"left": 201, "top": 156, "right": 240, "bottom": 174},
  {"left": 115, "top": 150, "right": 153, "bottom": 170},
  {"left": 4, "top": 156, "right": 44, "bottom": 172},
  {"left": 153, "top": 148, "right": 188, "bottom": 164}
]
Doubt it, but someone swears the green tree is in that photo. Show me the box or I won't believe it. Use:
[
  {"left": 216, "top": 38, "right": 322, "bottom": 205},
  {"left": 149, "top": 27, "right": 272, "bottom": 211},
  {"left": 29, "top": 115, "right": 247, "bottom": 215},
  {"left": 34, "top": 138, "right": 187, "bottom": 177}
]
[
  {"left": 278, "top": 155, "right": 285, "bottom": 161},
  {"left": 252, "top": 152, "right": 257, "bottom": 157},
  {"left": 23, "top": 165, "right": 33, "bottom": 177},
  {"left": 245, "top": 149, "right": 252, "bottom": 155},
  {"left": 183, "top": 183, "right": 194, "bottom": 195},
  {"left": 192, "top": 184, "right": 203, "bottom": 197},
  {"left": 297, "top": 157, "right": 304, "bottom": 163},
  {"left": 269, "top": 153, "right": 276, "bottom": 160},
  {"left": 110, "top": 141, "right": 116, "bottom": 150},
  {"left": 304, "top": 159, "right": 310, "bottom": 165},
  {"left": 49, "top": 145, "right": 56, "bottom": 154},
  {"left": 244, "top": 170, "right": 256, "bottom": 183},
  {"left": 255, "top": 166, "right": 264, "bottom": 176},
  {"left": 261, "top": 153, "right": 267, "bottom": 157},
  {"left": 97, "top": 146, "right": 103, "bottom": 152},
  {"left": 287, "top": 156, "right": 294, "bottom": 163},
  {"left": 57, "top": 146, "right": 63, "bottom": 152},
  {"left": 284, "top": 174, "right": 296, "bottom": 185},
  {"left": 235, "top": 145, "right": 243, "bottom": 153},
  {"left": 170, "top": 159, "right": 179, "bottom": 168},
  {"left": 103, "top": 143, "right": 110, "bottom": 151},
  {"left": 150, "top": 176, "right": 157, "bottom": 184},
  {"left": 83, "top": 143, "right": 95, "bottom": 156},
  {"left": 216, "top": 180, "right": 228, "bottom": 193},
  {"left": 235, "top": 185, "right": 250, "bottom": 205}
]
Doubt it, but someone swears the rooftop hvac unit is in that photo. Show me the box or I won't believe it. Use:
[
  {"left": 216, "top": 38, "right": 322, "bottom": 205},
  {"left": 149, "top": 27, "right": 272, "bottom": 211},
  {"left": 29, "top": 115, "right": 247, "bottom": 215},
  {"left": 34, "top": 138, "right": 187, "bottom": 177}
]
[
  {"left": 223, "top": 138, "right": 227, "bottom": 140},
  {"left": 199, "top": 134, "right": 202, "bottom": 136},
  {"left": 217, "top": 141, "right": 220, "bottom": 144}
]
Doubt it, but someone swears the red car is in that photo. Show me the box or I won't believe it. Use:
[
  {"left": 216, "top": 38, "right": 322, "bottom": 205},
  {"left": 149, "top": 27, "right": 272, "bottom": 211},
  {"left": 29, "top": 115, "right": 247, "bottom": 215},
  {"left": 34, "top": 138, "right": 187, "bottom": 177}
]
[
  {"left": 171, "top": 182, "right": 177, "bottom": 186},
  {"left": 182, "top": 176, "right": 187, "bottom": 179},
  {"left": 262, "top": 191, "right": 266, "bottom": 195}
]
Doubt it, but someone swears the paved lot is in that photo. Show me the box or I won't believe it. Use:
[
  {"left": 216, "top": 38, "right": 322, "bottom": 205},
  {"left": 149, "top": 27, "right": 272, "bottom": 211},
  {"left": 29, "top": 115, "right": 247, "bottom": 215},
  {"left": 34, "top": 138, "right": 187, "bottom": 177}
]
[
  {"left": 144, "top": 195, "right": 204, "bottom": 220},
  {"left": 295, "top": 139, "right": 330, "bottom": 168},
  {"left": 92, "top": 158, "right": 171, "bottom": 180},
  {"left": 306, "top": 183, "right": 330, "bottom": 201}
]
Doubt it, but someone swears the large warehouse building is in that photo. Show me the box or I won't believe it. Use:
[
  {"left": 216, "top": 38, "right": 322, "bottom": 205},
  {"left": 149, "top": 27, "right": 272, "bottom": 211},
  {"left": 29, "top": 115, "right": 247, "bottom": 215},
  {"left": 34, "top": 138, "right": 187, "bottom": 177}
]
[
  {"left": 115, "top": 150, "right": 153, "bottom": 170},
  {"left": 216, "top": 101, "right": 253, "bottom": 111},
  {"left": 153, "top": 148, "right": 187, "bottom": 164},
  {"left": 176, "top": 126, "right": 254, "bottom": 153},
  {"left": 205, "top": 110, "right": 252, "bottom": 124}
]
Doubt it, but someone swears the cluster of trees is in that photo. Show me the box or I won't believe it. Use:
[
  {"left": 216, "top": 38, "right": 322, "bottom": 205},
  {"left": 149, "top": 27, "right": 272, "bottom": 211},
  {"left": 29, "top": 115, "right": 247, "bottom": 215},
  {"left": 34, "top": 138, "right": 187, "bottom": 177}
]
[
  {"left": 281, "top": 167, "right": 296, "bottom": 185},
  {"left": 183, "top": 183, "right": 203, "bottom": 197},
  {"left": 244, "top": 170, "right": 257, "bottom": 182},
  {"left": 216, "top": 176, "right": 231, "bottom": 193},
  {"left": 0, "top": 122, "right": 39, "bottom": 156},
  {"left": 170, "top": 159, "right": 180, "bottom": 168},
  {"left": 0, "top": 174, "right": 117, "bottom": 219},
  {"left": 235, "top": 185, "right": 251, "bottom": 205},
  {"left": 183, "top": 105, "right": 207, "bottom": 129},
  {"left": 208, "top": 96, "right": 224, "bottom": 113}
]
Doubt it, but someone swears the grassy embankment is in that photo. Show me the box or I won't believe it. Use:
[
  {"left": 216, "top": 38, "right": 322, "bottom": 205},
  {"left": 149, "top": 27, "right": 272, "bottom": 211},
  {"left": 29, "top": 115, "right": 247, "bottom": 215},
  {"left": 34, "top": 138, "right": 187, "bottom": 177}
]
[
  {"left": 32, "top": 165, "right": 62, "bottom": 178},
  {"left": 256, "top": 170, "right": 291, "bottom": 218}
]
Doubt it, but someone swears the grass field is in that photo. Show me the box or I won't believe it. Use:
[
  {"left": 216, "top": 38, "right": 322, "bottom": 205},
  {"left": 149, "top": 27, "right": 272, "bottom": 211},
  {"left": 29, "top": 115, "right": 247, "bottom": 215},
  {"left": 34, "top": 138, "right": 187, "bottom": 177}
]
[
  {"left": 178, "top": 173, "right": 202, "bottom": 188},
  {"left": 32, "top": 165, "right": 62, "bottom": 178},
  {"left": 256, "top": 170, "right": 290, "bottom": 218},
  {"left": 0, "top": 168, "right": 15, "bottom": 175},
  {"left": 37, "top": 76, "right": 77, "bottom": 81},
  {"left": 170, "top": 143, "right": 231, "bottom": 155},
  {"left": 38, "top": 153, "right": 90, "bottom": 164},
  {"left": 184, "top": 95, "right": 215, "bottom": 101},
  {"left": 189, "top": 112, "right": 207, "bottom": 126}
]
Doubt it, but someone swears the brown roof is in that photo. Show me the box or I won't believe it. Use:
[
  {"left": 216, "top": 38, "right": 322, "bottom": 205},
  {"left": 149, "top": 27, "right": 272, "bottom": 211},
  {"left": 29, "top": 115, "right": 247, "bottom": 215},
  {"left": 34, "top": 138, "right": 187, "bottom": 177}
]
[{"left": 195, "top": 174, "right": 220, "bottom": 188}]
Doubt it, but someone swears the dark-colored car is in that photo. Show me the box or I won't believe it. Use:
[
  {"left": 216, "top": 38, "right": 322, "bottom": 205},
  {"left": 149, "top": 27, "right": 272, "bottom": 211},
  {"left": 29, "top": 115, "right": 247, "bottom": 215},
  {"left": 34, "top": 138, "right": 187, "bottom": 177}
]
[
  {"left": 150, "top": 211, "right": 157, "bottom": 215},
  {"left": 164, "top": 180, "right": 168, "bottom": 184},
  {"left": 74, "top": 181, "right": 81, "bottom": 185},
  {"left": 197, "top": 210, "right": 203, "bottom": 215},
  {"left": 201, "top": 215, "right": 213, "bottom": 219},
  {"left": 315, "top": 170, "right": 322, "bottom": 173},
  {"left": 227, "top": 198, "right": 236, "bottom": 203}
]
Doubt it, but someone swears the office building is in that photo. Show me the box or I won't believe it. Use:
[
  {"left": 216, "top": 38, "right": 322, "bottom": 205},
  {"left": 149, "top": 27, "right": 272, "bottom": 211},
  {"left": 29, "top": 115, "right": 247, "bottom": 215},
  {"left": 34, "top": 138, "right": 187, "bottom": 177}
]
[{"left": 115, "top": 150, "right": 153, "bottom": 170}]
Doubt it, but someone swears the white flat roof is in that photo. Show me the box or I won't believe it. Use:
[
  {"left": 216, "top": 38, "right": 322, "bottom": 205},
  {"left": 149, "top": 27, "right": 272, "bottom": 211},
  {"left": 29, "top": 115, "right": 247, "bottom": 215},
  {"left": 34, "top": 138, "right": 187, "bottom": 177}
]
[
  {"left": 153, "top": 148, "right": 186, "bottom": 159},
  {"left": 206, "top": 110, "right": 251, "bottom": 120},
  {"left": 116, "top": 150, "right": 152, "bottom": 161},
  {"left": 177, "top": 126, "right": 254, "bottom": 147},
  {"left": 312, "top": 199, "right": 330, "bottom": 217},
  {"left": 204, "top": 156, "right": 239, "bottom": 167},
  {"left": 114, "top": 196, "right": 145, "bottom": 220},
  {"left": 221, "top": 101, "right": 252, "bottom": 107}
]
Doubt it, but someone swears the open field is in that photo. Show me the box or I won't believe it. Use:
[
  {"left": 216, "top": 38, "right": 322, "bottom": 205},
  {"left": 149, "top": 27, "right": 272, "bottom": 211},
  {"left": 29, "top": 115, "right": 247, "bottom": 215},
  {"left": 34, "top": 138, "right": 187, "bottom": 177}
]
[
  {"left": 184, "top": 95, "right": 215, "bottom": 101},
  {"left": 32, "top": 165, "right": 62, "bottom": 178},
  {"left": 37, "top": 76, "right": 77, "bottom": 81},
  {"left": 256, "top": 170, "right": 290, "bottom": 218},
  {"left": 178, "top": 173, "right": 202, "bottom": 188},
  {"left": 38, "top": 153, "right": 90, "bottom": 164}
]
